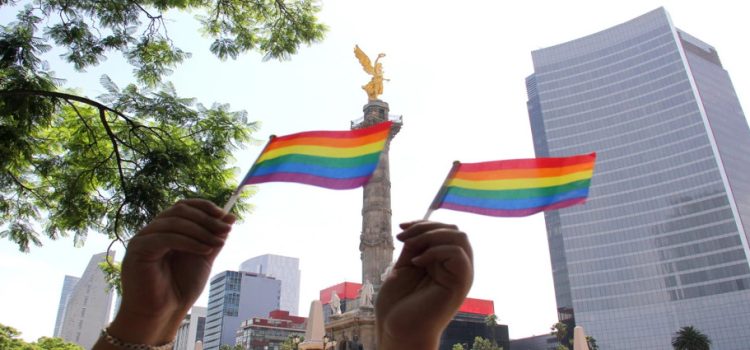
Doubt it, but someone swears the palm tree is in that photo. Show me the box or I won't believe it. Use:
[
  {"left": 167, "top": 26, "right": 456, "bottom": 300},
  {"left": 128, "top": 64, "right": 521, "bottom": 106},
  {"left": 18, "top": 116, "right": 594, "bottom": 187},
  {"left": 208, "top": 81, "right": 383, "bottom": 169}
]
[
  {"left": 485, "top": 314, "right": 499, "bottom": 345},
  {"left": 551, "top": 322, "right": 568, "bottom": 347},
  {"left": 672, "top": 326, "right": 711, "bottom": 350},
  {"left": 586, "top": 336, "right": 599, "bottom": 350}
]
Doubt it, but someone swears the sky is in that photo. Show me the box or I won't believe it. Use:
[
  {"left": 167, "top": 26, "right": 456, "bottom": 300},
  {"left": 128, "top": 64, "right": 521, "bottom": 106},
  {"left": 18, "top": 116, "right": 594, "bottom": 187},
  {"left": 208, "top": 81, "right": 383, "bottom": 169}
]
[{"left": 2, "top": 0, "right": 750, "bottom": 342}]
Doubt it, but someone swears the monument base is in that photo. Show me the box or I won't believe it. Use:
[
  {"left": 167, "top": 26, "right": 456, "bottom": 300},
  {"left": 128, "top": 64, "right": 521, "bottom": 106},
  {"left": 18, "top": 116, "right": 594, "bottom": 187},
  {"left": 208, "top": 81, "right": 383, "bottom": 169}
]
[{"left": 326, "top": 307, "right": 376, "bottom": 350}]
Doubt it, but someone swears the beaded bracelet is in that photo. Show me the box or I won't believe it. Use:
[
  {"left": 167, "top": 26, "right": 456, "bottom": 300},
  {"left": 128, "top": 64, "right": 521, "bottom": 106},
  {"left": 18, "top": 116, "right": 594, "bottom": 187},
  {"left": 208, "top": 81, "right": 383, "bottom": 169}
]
[{"left": 100, "top": 328, "right": 175, "bottom": 350}]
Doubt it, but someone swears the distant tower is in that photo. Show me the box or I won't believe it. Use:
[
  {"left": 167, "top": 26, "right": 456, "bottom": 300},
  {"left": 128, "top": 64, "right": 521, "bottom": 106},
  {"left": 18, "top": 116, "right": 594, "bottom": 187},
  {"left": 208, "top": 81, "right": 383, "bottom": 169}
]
[
  {"left": 174, "top": 306, "right": 207, "bottom": 350},
  {"left": 58, "top": 252, "right": 115, "bottom": 349},
  {"left": 53, "top": 275, "right": 80, "bottom": 337},
  {"left": 324, "top": 101, "right": 402, "bottom": 350},
  {"left": 352, "top": 100, "right": 402, "bottom": 293},
  {"left": 203, "top": 271, "right": 281, "bottom": 350},
  {"left": 240, "top": 254, "right": 301, "bottom": 315}
]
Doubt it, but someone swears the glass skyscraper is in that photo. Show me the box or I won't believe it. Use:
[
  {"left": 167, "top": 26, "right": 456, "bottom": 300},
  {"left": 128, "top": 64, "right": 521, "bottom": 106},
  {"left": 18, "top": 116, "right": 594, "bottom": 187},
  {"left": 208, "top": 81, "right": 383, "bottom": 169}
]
[
  {"left": 240, "top": 254, "right": 301, "bottom": 315},
  {"left": 203, "top": 271, "right": 281, "bottom": 350},
  {"left": 53, "top": 275, "right": 80, "bottom": 337},
  {"left": 56, "top": 252, "right": 115, "bottom": 349},
  {"left": 526, "top": 8, "right": 750, "bottom": 350}
]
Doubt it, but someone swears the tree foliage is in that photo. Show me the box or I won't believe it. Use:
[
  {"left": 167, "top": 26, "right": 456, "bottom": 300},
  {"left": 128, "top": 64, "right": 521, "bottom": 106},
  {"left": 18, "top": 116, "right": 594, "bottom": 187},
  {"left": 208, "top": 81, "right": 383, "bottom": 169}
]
[
  {"left": 550, "top": 322, "right": 569, "bottom": 350},
  {"left": 98, "top": 255, "right": 122, "bottom": 295},
  {"left": 484, "top": 314, "right": 498, "bottom": 327},
  {"left": 0, "top": 323, "right": 83, "bottom": 350},
  {"left": 0, "top": 0, "right": 326, "bottom": 251},
  {"left": 586, "top": 335, "right": 598, "bottom": 350},
  {"left": 279, "top": 335, "right": 303, "bottom": 350},
  {"left": 672, "top": 326, "right": 711, "bottom": 350},
  {"left": 2, "top": 0, "right": 327, "bottom": 87},
  {"left": 218, "top": 345, "right": 243, "bottom": 350},
  {"left": 470, "top": 336, "right": 502, "bottom": 350},
  {"left": 484, "top": 313, "right": 499, "bottom": 346}
]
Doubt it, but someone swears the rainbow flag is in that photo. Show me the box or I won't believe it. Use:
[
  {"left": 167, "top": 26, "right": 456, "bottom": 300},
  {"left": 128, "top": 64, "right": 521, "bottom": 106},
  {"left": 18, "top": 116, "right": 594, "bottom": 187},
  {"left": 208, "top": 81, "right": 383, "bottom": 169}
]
[
  {"left": 240, "top": 121, "right": 393, "bottom": 190},
  {"left": 427, "top": 153, "right": 596, "bottom": 217}
]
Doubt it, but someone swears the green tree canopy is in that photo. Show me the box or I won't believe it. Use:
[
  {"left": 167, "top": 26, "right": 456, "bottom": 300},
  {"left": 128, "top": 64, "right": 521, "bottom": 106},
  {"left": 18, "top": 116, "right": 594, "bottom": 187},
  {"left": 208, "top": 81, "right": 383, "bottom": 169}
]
[
  {"left": 672, "top": 326, "right": 711, "bottom": 350},
  {"left": 550, "top": 322, "right": 568, "bottom": 347},
  {"left": 218, "top": 344, "right": 243, "bottom": 350},
  {"left": 0, "top": 0, "right": 326, "bottom": 251},
  {"left": 2, "top": 0, "right": 327, "bottom": 87},
  {"left": 279, "top": 334, "right": 304, "bottom": 350},
  {"left": 34, "top": 337, "right": 84, "bottom": 350},
  {"left": 471, "top": 336, "right": 502, "bottom": 350},
  {"left": 98, "top": 255, "right": 122, "bottom": 294},
  {"left": 0, "top": 324, "right": 25, "bottom": 349},
  {"left": 0, "top": 323, "right": 83, "bottom": 350},
  {"left": 586, "top": 335, "right": 598, "bottom": 350}
]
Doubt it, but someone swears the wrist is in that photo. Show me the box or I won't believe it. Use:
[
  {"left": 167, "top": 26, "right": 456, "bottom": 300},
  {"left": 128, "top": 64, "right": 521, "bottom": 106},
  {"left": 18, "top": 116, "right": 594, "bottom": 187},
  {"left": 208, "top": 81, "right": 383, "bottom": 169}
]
[
  {"left": 378, "top": 336, "right": 439, "bottom": 350},
  {"left": 377, "top": 327, "right": 440, "bottom": 350},
  {"left": 97, "top": 327, "right": 175, "bottom": 350},
  {"left": 107, "top": 307, "right": 184, "bottom": 345}
]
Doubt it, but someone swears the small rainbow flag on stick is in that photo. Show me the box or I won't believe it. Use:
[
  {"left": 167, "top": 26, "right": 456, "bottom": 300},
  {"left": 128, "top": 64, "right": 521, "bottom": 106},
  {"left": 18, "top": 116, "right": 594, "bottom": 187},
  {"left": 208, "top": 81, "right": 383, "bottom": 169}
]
[
  {"left": 424, "top": 153, "right": 596, "bottom": 219},
  {"left": 224, "top": 121, "right": 393, "bottom": 212}
]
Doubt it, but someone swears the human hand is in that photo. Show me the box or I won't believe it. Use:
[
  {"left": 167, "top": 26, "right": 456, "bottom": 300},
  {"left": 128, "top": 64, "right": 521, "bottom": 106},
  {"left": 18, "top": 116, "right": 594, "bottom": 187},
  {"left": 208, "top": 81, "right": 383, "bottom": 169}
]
[
  {"left": 104, "top": 199, "right": 235, "bottom": 346},
  {"left": 376, "top": 221, "right": 473, "bottom": 350}
]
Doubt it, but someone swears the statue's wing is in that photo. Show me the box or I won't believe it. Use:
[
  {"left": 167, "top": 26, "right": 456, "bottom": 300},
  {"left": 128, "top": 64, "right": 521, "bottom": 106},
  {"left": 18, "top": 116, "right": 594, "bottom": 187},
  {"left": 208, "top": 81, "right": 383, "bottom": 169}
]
[{"left": 354, "top": 45, "right": 376, "bottom": 75}]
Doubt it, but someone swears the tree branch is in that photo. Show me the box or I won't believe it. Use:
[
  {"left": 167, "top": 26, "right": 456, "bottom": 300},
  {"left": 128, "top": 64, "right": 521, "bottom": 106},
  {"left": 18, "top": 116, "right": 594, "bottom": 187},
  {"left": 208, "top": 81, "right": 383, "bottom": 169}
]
[
  {"left": 0, "top": 89, "right": 131, "bottom": 121},
  {"left": 98, "top": 108, "right": 128, "bottom": 197},
  {"left": 6, "top": 171, "right": 51, "bottom": 208},
  {"left": 63, "top": 99, "right": 99, "bottom": 146}
]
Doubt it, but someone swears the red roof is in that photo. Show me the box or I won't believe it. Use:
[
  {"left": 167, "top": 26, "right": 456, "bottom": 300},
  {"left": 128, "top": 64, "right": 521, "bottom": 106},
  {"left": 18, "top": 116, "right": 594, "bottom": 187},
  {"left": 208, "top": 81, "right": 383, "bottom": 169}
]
[
  {"left": 268, "top": 310, "right": 306, "bottom": 324},
  {"left": 459, "top": 298, "right": 495, "bottom": 315},
  {"left": 319, "top": 282, "right": 362, "bottom": 303},
  {"left": 319, "top": 281, "right": 494, "bottom": 316}
]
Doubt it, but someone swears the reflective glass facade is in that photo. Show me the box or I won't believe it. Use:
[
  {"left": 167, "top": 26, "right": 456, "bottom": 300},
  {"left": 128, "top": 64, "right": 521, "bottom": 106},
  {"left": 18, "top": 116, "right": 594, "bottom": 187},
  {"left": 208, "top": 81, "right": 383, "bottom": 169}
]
[
  {"left": 204, "top": 271, "right": 281, "bottom": 350},
  {"left": 240, "top": 254, "right": 301, "bottom": 315},
  {"left": 53, "top": 275, "right": 79, "bottom": 337},
  {"left": 526, "top": 8, "right": 750, "bottom": 350}
]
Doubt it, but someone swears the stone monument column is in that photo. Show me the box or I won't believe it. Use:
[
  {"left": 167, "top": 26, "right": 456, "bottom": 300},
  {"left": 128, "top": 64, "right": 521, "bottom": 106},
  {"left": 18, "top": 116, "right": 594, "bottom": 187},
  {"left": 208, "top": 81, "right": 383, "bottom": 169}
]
[{"left": 352, "top": 100, "right": 401, "bottom": 294}]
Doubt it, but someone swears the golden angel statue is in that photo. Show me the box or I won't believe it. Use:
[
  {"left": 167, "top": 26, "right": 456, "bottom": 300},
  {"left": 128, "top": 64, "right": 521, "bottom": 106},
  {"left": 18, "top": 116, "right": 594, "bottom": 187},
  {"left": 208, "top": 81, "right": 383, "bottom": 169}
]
[{"left": 354, "top": 45, "right": 388, "bottom": 101}]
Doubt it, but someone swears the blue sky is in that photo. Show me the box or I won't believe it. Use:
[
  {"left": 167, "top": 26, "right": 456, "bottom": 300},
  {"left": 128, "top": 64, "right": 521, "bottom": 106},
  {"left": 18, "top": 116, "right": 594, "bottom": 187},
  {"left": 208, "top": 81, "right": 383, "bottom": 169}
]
[{"left": 2, "top": 0, "right": 749, "bottom": 342}]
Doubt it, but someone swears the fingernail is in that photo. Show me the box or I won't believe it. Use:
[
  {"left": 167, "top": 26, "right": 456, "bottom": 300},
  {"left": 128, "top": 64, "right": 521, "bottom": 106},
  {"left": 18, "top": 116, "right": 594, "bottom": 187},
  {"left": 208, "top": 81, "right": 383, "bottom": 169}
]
[{"left": 396, "top": 231, "right": 407, "bottom": 240}]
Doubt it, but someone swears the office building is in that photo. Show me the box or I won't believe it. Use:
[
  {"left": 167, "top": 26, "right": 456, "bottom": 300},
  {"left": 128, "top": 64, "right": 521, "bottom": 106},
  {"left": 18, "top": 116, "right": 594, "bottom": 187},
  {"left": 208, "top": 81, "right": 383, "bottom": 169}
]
[
  {"left": 203, "top": 271, "right": 281, "bottom": 350},
  {"left": 439, "top": 298, "right": 509, "bottom": 350},
  {"left": 320, "top": 282, "right": 507, "bottom": 350},
  {"left": 319, "top": 282, "right": 362, "bottom": 323},
  {"left": 174, "top": 306, "right": 207, "bottom": 350},
  {"left": 526, "top": 7, "right": 750, "bottom": 350},
  {"left": 509, "top": 334, "right": 558, "bottom": 350},
  {"left": 239, "top": 254, "right": 301, "bottom": 315},
  {"left": 57, "top": 252, "right": 115, "bottom": 349},
  {"left": 235, "top": 310, "right": 305, "bottom": 350},
  {"left": 53, "top": 275, "right": 80, "bottom": 337}
]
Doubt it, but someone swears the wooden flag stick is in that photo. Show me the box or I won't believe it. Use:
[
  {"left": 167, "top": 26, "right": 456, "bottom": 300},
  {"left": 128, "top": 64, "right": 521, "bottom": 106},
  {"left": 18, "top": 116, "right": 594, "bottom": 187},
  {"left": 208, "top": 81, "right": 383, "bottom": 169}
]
[
  {"left": 423, "top": 161, "right": 461, "bottom": 220},
  {"left": 223, "top": 135, "right": 277, "bottom": 213}
]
